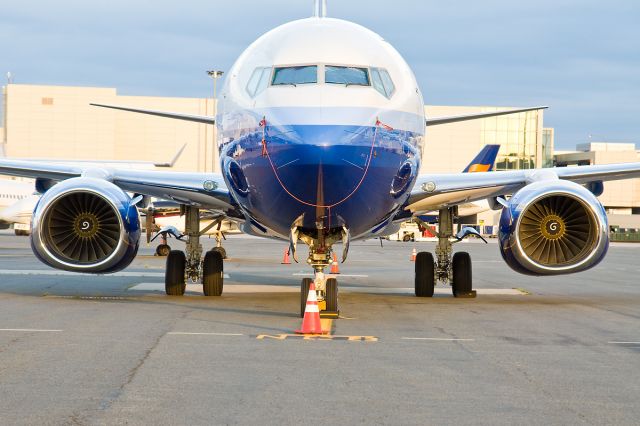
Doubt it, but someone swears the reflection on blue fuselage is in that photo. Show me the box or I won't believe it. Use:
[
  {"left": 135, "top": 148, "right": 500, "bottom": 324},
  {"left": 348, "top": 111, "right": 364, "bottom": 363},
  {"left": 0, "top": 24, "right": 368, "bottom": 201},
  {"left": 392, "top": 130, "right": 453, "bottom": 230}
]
[{"left": 220, "top": 124, "right": 420, "bottom": 238}]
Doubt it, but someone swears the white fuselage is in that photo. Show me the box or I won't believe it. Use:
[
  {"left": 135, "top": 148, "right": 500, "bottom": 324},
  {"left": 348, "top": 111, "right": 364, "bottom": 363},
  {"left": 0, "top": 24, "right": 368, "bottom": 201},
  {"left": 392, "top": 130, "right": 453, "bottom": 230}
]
[{"left": 216, "top": 17, "right": 426, "bottom": 240}]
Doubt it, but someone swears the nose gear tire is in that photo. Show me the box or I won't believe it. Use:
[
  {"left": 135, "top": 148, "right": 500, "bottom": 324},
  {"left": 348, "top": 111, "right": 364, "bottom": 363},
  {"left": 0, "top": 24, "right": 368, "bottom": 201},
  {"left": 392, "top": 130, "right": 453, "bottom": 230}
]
[{"left": 325, "top": 278, "right": 338, "bottom": 312}]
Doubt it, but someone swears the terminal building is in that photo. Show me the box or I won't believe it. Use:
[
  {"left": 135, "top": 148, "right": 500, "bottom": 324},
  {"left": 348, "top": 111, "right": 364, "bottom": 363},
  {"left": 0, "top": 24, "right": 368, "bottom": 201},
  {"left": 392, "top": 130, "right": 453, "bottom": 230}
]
[{"left": 1, "top": 83, "right": 638, "bottom": 228}]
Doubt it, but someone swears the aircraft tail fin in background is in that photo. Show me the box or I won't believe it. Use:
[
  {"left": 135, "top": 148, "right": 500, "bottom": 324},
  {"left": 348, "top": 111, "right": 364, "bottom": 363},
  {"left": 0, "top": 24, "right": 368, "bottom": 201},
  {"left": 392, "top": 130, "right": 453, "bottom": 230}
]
[{"left": 462, "top": 144, "right": 500, "bottom": 173}]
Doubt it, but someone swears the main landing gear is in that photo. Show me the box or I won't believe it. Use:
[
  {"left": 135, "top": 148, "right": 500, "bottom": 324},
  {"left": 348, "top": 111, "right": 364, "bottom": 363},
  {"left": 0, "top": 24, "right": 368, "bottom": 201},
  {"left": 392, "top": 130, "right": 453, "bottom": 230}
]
[
  {"left": 414, "top": 208, "right": 476, "bottom": 298},
  {"left": 165, "top": 206, "right": 224, "bottom": 296}
]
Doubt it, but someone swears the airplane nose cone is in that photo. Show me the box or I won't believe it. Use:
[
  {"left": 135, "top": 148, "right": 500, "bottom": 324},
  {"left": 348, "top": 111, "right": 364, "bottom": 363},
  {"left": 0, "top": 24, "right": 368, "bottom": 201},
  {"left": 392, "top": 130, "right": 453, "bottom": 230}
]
[
  {"left": 224, "top": 121, "right": 417, "bottom": 236},
  {"left": 263, "top": 127, "right": 377, "bottom": 208}
]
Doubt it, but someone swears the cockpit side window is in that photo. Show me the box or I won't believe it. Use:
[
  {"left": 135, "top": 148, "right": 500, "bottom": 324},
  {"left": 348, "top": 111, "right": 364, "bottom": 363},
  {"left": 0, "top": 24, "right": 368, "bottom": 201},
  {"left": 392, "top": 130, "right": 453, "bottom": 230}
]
[
  {"left": 325, "top": 66, "right": 370, "bottom": 86},
  {"left": 370, "top": 68, "right": 395, "bottom": 99},
  {"left": 272, "top": 66, "right": 318, "bottom": 86},
  {"left": 246, "top": 67, "right": 271, "bottom": 98}
]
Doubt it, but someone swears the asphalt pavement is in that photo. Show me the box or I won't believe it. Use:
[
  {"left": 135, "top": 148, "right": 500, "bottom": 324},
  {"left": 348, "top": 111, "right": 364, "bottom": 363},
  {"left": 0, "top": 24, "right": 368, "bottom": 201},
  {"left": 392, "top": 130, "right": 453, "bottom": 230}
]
[{"left": 0, "top": 231, "right": 639, "bottom": 425}]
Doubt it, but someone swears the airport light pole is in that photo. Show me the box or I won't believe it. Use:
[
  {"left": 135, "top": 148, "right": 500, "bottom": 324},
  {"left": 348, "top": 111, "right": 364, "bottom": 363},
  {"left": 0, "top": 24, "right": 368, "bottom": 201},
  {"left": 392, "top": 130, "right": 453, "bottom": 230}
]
[{"left": 206, "top": 70, "right": 224, "bottom": 173}]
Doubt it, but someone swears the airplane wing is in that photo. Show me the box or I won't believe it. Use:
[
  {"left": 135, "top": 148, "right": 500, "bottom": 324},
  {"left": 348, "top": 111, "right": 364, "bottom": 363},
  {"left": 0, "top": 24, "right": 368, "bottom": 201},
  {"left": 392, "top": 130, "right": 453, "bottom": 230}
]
[
  {"left": 408, "top": 162, "right": 640, "bottom": 213},
  {"left": 0, "top": 158, "right": 233, "bottom": 210},
  {"left": 8, "top": 143, "right": 187, "bottom": 169},
  {"left": 90, "top": 103, "right": 216, "bottom": 125},
  {"left": 426, "top": 106, "right": 547, "bottom": 127}
]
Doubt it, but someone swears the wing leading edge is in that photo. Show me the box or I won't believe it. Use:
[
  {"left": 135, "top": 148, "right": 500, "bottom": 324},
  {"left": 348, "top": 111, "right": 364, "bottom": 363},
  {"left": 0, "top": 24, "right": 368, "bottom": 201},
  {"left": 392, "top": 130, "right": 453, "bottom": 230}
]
[
  {"left": 90, "top": 103, "right": 216, "bottom": 125},
  {"left": 426, "top": 106, "right": 547, "bottom": 127},
  {"left": 408, "top": 162, "right": 640, "bottom": 213},
  {"left": 0, "top": 158, "right": 232, "bottom": 210}
]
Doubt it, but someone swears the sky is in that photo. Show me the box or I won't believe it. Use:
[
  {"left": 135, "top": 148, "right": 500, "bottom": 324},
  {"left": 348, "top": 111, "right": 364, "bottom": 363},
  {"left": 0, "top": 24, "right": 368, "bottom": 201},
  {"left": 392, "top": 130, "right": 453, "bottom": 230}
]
[{"left": 0, "top": 0, "right": 639, "bottom": 149}]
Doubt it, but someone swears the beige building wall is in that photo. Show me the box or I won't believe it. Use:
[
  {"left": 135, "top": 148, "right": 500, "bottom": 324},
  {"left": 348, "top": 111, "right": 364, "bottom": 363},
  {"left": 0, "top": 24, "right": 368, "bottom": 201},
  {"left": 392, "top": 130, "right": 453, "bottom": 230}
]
[
  {"left": 423, "top": 105, "right": 546, "bottom": 174},
  {"left": 4, "top": 85, "right": 546, "bottom": 180},
  {"left": 3, "top": 84, "right": 218, "bottom": 173}
]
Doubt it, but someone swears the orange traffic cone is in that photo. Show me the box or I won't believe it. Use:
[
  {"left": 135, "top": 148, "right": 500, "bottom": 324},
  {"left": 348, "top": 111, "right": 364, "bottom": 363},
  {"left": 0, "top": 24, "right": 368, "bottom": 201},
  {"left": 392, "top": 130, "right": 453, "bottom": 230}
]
[
  {"left": 296, "top": 281, "right": 326, "bottom": 334},
  {"left": 410, "top": 248, "right": 417, "bottom": 262},
  {"left": 281, "top": 247, "right": 291, "bottom": 265},
  {"left": 330, "top": 253, "right": 340, "bottom": 274}
]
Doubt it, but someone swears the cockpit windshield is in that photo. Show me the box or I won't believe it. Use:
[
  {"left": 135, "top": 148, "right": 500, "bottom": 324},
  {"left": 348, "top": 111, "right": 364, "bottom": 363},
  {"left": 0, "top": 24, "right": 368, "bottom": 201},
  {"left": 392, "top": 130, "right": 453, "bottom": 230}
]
[
  {"left": 325, "top": 66, "right": 370, "bottom": 86},
  {"left": 370, "top": 68, "right": 395, "bottom": 99},
  {"left": 272, "top": 66, "right": 318, "bottom": 86}
]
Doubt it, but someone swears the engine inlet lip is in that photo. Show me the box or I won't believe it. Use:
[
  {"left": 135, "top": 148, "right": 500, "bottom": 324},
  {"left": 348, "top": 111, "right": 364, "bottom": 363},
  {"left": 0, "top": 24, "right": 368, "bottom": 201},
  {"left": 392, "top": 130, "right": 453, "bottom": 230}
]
[
  {"left": 37, "top": 188, "right": 126, "bottom": 270},
  {"left": 514, "top": 191, "right": 604, "bottom": 273}
]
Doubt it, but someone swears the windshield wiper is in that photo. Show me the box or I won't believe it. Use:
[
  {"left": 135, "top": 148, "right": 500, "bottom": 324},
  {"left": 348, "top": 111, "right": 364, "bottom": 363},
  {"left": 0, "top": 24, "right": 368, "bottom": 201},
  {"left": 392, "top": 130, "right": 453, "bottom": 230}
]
[{"left": 275, "top": 83, "right": 297, "bottom": 87}]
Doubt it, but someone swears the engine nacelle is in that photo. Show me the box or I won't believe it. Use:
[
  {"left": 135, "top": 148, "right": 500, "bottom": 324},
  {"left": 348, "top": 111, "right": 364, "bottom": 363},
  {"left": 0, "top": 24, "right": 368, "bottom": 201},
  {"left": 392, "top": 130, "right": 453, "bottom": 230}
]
[
  {"left": 499, "top": 180, "right": 609, "bottom": 275},
  {"left": 30, "top": 178, "right": 141, "bottom": 273}
]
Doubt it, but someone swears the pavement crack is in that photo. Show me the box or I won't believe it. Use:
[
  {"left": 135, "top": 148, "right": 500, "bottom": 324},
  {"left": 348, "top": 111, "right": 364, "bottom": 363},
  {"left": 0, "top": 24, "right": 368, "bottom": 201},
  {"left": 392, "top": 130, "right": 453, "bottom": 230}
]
[{"left": 96, "top": 328, "right": 169, "bottom": 412}]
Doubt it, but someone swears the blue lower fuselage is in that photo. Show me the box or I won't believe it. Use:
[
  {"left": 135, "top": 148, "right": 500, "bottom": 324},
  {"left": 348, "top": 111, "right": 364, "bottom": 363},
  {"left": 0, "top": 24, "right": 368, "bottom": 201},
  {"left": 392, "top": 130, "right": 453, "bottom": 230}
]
[{"left": 219, "top": 118, "right": 422, "bottom": 239}]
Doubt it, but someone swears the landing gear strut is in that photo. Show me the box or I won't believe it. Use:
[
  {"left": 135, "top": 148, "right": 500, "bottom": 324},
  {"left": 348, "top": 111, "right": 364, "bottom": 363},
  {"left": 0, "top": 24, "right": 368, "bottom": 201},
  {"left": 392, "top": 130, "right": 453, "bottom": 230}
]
[
  {"left": 164, "top": 205, "right": 224, "bottom": 297},
  {"left": 414, "top": 207, "right": 475, "bottom": 298}
]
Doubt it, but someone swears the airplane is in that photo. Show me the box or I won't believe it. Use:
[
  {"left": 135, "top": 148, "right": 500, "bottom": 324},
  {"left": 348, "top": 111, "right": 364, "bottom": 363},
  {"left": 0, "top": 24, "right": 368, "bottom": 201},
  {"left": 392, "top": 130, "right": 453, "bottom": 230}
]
[
  {"left": 457, "top": 144, "right": 501, "bottom": 217},
  {"left": 462, "top": 144, "right": 501, "bottom": 173},
  {"left": 1, "top": 1, "right": 639, "bottom": 317},
  {"left": 0, "top": 179, "right": 36, "bottom": 234}
]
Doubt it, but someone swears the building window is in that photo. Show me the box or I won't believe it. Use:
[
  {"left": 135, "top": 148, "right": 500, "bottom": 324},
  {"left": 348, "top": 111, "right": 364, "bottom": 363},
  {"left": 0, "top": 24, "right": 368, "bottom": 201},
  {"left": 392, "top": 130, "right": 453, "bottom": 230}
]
[{"left": 42, "top": 97, "right": 54, "bottom": 106}]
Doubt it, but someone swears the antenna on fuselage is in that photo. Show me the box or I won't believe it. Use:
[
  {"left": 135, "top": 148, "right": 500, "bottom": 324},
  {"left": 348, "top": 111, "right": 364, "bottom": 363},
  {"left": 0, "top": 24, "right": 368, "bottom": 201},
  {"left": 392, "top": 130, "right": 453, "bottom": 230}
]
[{"left": 312, "top": 0, "right": 327, "bottom": 17}]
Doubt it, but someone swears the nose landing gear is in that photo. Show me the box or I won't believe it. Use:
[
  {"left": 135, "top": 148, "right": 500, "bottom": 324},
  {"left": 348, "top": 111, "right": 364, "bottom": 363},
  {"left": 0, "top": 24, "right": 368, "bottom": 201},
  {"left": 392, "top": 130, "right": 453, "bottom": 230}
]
[
  {"left": 297, "top": 242, "right": 341, "bottom": 318},
  {"left": 299, "top": 271, "right": 339, "bottom": 318}
]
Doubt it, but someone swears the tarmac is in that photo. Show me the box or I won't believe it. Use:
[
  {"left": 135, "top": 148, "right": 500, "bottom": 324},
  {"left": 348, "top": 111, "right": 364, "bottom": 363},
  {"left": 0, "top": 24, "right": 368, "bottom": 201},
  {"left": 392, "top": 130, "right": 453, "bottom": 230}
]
[{"left": 0, "top": 231, "right": 639, "bottom": 425}]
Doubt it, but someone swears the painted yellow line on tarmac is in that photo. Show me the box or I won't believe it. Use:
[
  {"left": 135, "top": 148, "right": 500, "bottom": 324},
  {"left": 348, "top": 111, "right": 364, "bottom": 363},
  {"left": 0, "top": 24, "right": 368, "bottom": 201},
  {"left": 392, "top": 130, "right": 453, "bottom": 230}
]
[{"left": 320, "top": 318, "right": 334, "bottom": 335}]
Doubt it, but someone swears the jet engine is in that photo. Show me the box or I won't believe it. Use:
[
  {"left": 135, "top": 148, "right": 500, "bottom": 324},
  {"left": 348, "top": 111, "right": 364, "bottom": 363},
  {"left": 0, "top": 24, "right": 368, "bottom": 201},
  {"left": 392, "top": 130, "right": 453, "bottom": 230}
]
[
  {"left": 499, "top": 180, "right": 608, "bottom": 275},
  {"left": 30, "top": 178, "right": 141, "bottom": 273}
]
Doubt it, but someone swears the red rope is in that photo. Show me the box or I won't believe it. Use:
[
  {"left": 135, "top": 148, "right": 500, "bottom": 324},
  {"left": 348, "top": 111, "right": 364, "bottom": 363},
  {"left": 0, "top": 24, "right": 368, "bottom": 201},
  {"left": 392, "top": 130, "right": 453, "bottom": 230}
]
[{"left": 260, "top": 117, "right": 385, "bottom": 209}]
